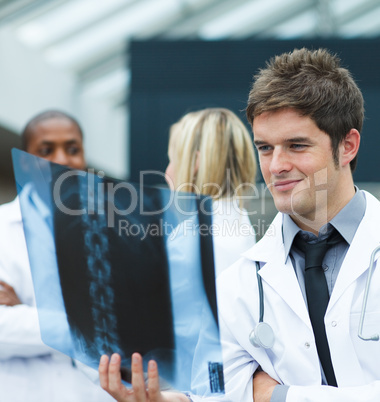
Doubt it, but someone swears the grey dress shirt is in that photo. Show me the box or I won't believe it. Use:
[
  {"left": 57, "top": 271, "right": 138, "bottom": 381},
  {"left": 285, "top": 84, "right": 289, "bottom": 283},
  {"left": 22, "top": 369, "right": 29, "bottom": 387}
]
[{"left": 270, "top": 188, "right": 366, "bottom": 402}]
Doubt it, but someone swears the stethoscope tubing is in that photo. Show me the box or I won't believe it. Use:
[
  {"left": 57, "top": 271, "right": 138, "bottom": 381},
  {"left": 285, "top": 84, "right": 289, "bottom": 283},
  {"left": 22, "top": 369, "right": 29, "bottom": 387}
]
[
  {"left": 252, "top": 245, "right": 380, "bottom": 349},
  {"left": 358, "top": 245, "right": 380, "bottom": 342}
]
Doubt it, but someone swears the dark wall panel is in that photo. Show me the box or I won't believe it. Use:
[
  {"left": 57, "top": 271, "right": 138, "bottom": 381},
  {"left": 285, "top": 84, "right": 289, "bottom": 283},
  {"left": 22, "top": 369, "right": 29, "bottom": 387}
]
[{"left": 129, "top": 39, "right": 380, "bottom": 184}]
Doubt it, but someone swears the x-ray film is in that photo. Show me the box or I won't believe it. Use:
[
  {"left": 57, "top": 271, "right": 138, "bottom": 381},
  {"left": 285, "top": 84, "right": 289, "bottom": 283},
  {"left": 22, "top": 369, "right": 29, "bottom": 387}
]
[{"left": 12, "top": 149, "right": 224, "bottom": 396}]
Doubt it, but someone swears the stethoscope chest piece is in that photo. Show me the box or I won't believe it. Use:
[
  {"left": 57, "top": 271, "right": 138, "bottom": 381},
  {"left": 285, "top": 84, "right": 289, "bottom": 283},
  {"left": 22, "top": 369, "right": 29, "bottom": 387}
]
[
  {"left": 250, "top": 261, "right": 275, "bottom": 349},
  {"left": 249, "top": 322, "right": 275, "bottom": 349}
]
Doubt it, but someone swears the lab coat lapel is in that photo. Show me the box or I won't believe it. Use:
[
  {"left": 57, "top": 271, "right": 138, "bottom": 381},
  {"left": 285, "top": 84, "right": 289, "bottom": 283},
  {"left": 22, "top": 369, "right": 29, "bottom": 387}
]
[
  {"left": 322, "top": 192, "right": 380, "bottom": 386},
  {"left": 243, "top": 213, "right": 310, "bottom": 327},
  {"left": 328, "top": 192, "right": 380, "bottom": 311}
]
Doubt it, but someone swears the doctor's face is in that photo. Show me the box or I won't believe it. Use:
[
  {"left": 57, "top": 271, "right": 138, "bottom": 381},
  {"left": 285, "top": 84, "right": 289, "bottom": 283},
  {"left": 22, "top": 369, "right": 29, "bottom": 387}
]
[
  {"left": 26, "top": 117, "right": 86, "bottom": 171},
  {"left": 253, "top": 108, "right": 353, "bottom": 231}
]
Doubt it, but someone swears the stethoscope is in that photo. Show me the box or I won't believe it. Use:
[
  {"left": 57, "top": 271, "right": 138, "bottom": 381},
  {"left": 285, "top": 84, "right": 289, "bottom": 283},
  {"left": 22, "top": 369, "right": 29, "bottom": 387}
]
[
  {"left": 249, "top": 261, "right": 275, "bottom": 349},
  {"left": 358, "top": 245, "right": 380, "bottom": 342},
  {"left": 249, "top": 246, "right": 380, "bottom": 349}
]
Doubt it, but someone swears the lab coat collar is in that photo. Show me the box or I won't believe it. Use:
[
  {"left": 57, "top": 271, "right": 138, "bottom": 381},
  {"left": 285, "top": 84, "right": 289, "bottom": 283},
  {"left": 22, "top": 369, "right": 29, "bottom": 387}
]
[
  {"left": 6, "top": 197, "right": 23, "bottom": 223},
  {"left": 242, "top": 212, "right": 284, "bottom": 263},
  {"left": 242, "top": 212, "right": 311, "bottom": 326},
  {"left": 7, "top": 190, "right": 53, "bottom": 233},
  {"left": 242, "top": 190, "right": 380, "bottom": 268},
  {"left": 241, "top": 190, "right": 380, "bottom": 325}
]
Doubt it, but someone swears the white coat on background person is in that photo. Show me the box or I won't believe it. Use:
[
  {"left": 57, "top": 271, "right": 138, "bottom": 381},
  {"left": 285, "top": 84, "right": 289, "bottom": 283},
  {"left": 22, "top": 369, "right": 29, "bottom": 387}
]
[
  {"left": 217, "top": 191, "right": 380, "bottom": 402},
  {"left": 0, "top": 110, "right": 113, "bottom": 401},
  {"left": 161, "top": 108, "right": 257, "bottom": 397},
  {"left": 0, "top": 197, "right": 114, "bottom": 402},
  {"left": 164, "top": 107, "right": 258, "bottom": 278},
  {"left": 163, "top": 196, "right": 255, "bottom": 397},
  {"left": 211, "top": 198, "right": 256, "bottom": 277},
  {"left": 98, "top": 108, "right": 258, "bottom": 401}
]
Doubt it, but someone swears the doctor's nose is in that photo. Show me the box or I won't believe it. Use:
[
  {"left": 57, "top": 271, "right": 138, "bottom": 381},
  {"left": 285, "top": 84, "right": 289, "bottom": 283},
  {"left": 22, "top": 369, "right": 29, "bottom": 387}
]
[
  {"left": 269, "top": 149, "right": 292, "bottom": 175},
  {"left": 52, "top": 148, "right": 71, "bottom": 167}
]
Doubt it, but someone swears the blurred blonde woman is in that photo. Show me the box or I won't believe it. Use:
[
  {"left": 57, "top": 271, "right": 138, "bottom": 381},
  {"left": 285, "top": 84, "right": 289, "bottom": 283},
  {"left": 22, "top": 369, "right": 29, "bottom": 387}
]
[
  {"left": 165, "top": 107, "right": 257, "bottom": 276},
  {"left": 99, "top": 108, "right": 258, "bottom": 402}
]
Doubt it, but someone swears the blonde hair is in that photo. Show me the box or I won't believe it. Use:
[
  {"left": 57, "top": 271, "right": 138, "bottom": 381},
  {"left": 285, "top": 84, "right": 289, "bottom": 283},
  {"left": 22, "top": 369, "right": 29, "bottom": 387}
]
[{"left": 168, "top": 108, "right": 256, "bottom": 199}]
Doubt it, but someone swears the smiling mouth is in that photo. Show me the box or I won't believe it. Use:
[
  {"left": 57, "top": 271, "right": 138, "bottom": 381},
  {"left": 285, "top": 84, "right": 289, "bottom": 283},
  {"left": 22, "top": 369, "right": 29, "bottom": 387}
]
[{"left": 273, "top": 179, "right": 303, "bottom": 191}]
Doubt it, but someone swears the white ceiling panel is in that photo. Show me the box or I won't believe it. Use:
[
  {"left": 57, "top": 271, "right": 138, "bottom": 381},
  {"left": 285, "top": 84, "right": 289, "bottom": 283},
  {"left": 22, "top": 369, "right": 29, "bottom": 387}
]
[
  {"left": 1, "top": 0, "right": 380, "bottom": 178},
  {"left": 5, "top": 0, "right": 380, "bottom": 79},
  {"left": 17, "top": 0, "right": 132, "bottom": 48},
  {"left": 269, "top": 10, "right": 318, "bottom": 39}
]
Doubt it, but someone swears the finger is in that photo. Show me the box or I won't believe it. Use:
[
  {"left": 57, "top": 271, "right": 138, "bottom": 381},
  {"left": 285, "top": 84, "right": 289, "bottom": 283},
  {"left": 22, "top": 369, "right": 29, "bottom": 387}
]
[
  {"left": 0, "top": 293, "right": 11, "bottom": 305},
  {"left": 147, "top": 360, "right": 161, "bottom": 401},
  {"left": 108, "top": 353, "right": 124, "bottom": 391},
  {"left": 0, "top": 291, "right": 20, "bottom": 306},
  {"left": 98, "top": 354, "right": 110, "bottom": 390},
  {"left": 106, "top": 353, "right": 134, "bottom": 401},
  {"left": 131, "top": 353, "right": 147, "bottom": 401},
  {"left": 0, "top": 281, "right": 13, "bottom": 291}
]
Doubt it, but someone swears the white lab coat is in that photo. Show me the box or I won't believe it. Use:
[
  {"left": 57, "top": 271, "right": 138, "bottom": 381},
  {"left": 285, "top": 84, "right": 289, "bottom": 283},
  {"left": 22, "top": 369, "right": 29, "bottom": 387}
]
[
  {"left": 217, "top": 190, "right": 380, "bottom": 402},
  {"left": 211, "top": 198, "right": 256, "bottom": 276},
  {"left": 164, "top": 197, "right": 256, "bottom": 396},
  {"left": 0, "top": 198, "right": 114, "bottom": 402}
]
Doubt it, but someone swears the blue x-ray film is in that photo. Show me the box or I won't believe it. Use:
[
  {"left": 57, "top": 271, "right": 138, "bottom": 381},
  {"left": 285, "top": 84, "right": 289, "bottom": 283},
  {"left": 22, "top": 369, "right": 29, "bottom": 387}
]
[{"left": 12, "top": 149, "right": 224, "bottom": 396}]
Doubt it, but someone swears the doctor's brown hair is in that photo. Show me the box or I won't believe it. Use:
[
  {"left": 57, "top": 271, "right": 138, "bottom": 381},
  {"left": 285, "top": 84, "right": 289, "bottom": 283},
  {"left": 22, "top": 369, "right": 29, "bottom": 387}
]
[{"left": 246, "top": 47, "right": 364, "bottom": 171}]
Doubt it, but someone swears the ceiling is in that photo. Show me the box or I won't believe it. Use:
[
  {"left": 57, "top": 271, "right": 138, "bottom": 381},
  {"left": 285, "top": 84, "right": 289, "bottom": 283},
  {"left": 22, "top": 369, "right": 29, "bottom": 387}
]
[
  {"left": 0, "top": 0, "right": 379, "bottom": 181},
  {"left": 2, "top": 0, "right": 380, "bottom": 108}
]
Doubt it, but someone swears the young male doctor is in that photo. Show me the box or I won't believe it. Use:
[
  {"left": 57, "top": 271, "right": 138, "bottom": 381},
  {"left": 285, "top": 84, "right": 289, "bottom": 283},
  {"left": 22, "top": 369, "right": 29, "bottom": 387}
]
[
  {"left": 99, "top": 48, "right": 380, "bottom": 402},
  {"left": 217, "top": 47, "right": 380, "bottom": 402}
]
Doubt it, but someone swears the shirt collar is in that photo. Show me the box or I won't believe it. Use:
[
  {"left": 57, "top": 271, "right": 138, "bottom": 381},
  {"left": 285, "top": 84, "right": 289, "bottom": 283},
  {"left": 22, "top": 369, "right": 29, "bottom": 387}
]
[
  {"left": 282, "top": 186, "right": 366, "bottom": 262},
  {"left": 330, "top": 186, "right": 366, "bottom": 245},
  {"left": 282, "top": 214, "right": 301, "bottom": 261}
]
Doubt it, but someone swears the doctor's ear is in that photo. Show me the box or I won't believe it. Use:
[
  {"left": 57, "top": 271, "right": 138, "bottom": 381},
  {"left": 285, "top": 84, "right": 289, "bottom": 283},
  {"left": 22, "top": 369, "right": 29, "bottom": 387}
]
[{"left": 341, "top": 129, "right": 360, "bottom": 167}]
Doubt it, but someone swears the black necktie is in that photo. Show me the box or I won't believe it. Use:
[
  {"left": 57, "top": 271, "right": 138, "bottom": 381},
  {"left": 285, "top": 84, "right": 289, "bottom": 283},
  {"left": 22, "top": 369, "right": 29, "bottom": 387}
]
[{"left": 294, "top": 230, "right": 341, "bottom": 387}]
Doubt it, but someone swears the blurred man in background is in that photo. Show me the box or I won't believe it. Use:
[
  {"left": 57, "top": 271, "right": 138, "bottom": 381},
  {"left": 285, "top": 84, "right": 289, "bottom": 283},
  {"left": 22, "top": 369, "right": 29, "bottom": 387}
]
[{"left": 0, "top": 110, "right": 113, "bottom": 402}]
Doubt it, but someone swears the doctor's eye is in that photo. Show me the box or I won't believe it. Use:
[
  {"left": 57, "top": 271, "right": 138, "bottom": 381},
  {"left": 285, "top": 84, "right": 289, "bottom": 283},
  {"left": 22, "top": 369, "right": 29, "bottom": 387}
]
[
  {"left": 66, "top": 146, "right": 81, "bottom": 155},
  {"left": 256, "top": 145, "right": 272, "bottom": 153},
  {"left": 38, "top": 147, "right": 52, "bottom": 156},
  {"left": 290, "top": 143, "right": 308, "bottom": 150}
]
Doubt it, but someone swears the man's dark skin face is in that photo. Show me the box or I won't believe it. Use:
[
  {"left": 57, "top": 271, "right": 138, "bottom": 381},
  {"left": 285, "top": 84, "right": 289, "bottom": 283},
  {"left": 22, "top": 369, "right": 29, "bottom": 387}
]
[
  {"left": 26, "top": 117, "right": 86, "bottom": 170},
  {"left": 0, "top": 116, "right": 87, "bottom": 307}
]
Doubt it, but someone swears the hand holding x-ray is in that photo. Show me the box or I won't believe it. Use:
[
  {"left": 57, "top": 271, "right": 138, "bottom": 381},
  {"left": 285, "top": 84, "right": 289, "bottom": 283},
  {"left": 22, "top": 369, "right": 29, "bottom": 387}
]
[{"left": 99, "top": 353, "right": 190, "bottom": 402}]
